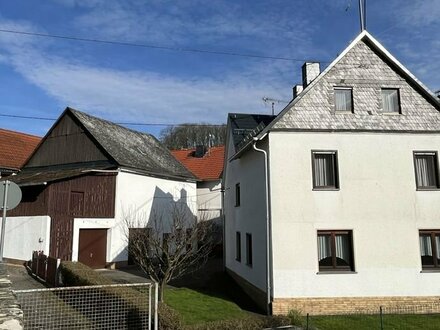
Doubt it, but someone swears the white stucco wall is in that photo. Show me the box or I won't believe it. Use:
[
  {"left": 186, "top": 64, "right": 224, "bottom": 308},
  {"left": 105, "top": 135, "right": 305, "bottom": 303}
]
[
  {"left": 197, "top": 180, "right": 222, "bottom": 221},
  {"left": 3, "top": 216, "right": 50, "bottom": 261},
  {"left": 224, "top": 132, "right": 268, "bottom": 292},
  {"left": 108, "top": 171, "right": 197, "bottom": 262},
  {"left": 269, "top": 131, "right": 440, "bottom": 298}
]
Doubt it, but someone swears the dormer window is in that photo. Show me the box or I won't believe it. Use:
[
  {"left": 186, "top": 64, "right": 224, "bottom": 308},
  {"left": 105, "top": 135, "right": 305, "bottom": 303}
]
[
  {"left": 381, "top": 88, "right": 401, "bottom": 113},
  {"left": 334, "top": 88, "right": 353, "bottom": 112}
]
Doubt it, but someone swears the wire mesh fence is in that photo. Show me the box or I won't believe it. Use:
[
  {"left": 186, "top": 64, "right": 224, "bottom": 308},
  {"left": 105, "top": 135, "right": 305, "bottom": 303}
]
[
  {"left": 304, "top": 303, "right": 440, "bottom": 330},
  {"left": 14, "top": 282, "right": 158, "bottom": 330}
]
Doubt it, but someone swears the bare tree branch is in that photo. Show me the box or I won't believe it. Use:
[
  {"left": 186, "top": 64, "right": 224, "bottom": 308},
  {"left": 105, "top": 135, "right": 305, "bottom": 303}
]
[{"left": 123, "top": 202, "right": 217, "bottom": 301}]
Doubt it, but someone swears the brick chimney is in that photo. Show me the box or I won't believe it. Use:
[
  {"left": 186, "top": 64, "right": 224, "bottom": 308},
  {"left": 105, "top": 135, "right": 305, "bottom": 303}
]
[
  {"left": 302, "top": 62, "right": 320, "bottom": 88},
  {"left": 293, "top": 84, "right": 303, "bottom": 99}
]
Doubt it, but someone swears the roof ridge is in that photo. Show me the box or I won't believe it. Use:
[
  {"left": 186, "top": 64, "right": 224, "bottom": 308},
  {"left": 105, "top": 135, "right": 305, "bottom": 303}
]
[
  {"left": 0, "top": 128, "right": 41, "bottom": 139},
  {"left": 67, "top": 107, "right": 155, "bottom": 139}
]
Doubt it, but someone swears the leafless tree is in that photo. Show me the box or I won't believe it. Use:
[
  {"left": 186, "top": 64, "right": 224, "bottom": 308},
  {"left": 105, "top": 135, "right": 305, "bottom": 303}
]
[
  {"left": 160, "top": 123, "right": 226, "bottom": 149},
  {"left": 124, "top": 203, "right": 217, "bottom": 301}
]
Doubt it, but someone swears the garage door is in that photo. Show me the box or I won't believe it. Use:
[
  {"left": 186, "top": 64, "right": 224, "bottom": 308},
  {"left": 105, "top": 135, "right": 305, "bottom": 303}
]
[{"left": 78, "top": 229, "right": 107, "bottom": 268}]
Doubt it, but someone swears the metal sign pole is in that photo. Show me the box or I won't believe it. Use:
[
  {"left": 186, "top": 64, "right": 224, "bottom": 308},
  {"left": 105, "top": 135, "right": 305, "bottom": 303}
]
[{"left": 0, "top": 180, "right": 9, "bottom": 263}]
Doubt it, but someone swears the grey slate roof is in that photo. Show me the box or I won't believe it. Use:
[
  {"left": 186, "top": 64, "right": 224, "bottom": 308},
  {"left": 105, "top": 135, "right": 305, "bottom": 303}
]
[
  {"left": 69, "top": 108, "right": 195, "bottom": 180},
  {"left": 228, "top": 113, "right": 276, "bottom": 152},
  {"left": 265, "top": 31, "right": 440, "bottom": 134}
]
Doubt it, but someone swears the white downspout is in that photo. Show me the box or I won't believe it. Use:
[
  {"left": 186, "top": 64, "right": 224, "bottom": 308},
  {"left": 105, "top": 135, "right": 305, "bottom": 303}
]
[{"left": 252, "top": 137, "right": 272, "bottom": 314}]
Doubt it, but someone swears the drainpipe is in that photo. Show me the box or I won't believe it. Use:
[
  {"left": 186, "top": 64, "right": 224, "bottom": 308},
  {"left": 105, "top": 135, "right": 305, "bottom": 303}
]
[{"left": 252, "top": 137, "right": 272, "bottom": 315}]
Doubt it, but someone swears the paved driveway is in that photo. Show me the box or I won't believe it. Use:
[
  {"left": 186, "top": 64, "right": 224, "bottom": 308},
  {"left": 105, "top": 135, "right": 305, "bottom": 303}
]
[
  {"left": 95, "top": 267, "right": 150, "bottom": 284},
  {"left": 6, "top": 264, "right": 47, "bottom": 290}
]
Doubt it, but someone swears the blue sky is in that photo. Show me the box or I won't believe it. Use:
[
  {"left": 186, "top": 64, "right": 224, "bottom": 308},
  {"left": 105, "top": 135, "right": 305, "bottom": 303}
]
[{"left": 0, "top": 0, "right": 438, "bottom": 137}]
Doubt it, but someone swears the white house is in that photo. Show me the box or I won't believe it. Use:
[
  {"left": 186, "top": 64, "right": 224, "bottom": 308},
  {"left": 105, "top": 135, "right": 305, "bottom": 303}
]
[
  {"left": 6, "top": 107, "right": 197, "bottom": 268},
  {"left": 171, "top": 146, "right": 224, "bottom": 223},
  {"left": 223, "top": 30, "right": 440, "bottom": 315}
]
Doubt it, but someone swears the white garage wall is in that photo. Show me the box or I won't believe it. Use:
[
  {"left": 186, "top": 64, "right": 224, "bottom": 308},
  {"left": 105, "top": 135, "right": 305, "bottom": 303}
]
[
  {"left": 3, "top": 216, "right": 50, "bottom": 261},
  {"left": 110, "top": 171, "right": 197, "bottom": 263}
]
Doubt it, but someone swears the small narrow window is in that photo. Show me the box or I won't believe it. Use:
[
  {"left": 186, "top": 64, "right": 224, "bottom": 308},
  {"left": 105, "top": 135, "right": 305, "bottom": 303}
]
[
  {"left": 419, "top": 230, "right": 440, "bottom": 269},
  {"left": 318, "top": 230, "right": 354, "bottom": 271},
  {"left": 312, "top": 151, "right": 339, "bottom": 189},
  {"left": 246, "top": 233, "right": 252, "bottom": 267},
  {"left": 235, "top": 183, "right": 241, "bottom": 206},
  {"left": 414, "top": 152, "right": 440, "bottom": 189},
  {"left": 334, "top": 88, "right": 353, "bottom": 112},
  {"left": 236, "top": 232, "right": 241, "bottom": 262},
  {"left": 381, "top": 88, "right": 401, "bottom": 113}
]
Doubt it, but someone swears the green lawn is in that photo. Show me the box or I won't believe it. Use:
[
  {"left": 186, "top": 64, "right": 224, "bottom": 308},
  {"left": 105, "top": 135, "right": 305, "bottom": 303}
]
[
  {"left": 310, "top": 314, "right": 440, "bottom": 330},
  {"left": 164, "top": 287, "right": 249, "bottom": 325}
]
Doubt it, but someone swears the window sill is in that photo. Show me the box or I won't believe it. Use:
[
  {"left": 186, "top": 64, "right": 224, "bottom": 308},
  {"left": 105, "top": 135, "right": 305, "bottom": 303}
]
[
  {"left": 416, "top": 188, "right": 440, "bottom": 191},
  {"left": 420, "top": 269, "right": 440, "bottom": 273},
  {"left": 317, "top": 271, "right": 357, "bottom": 275},
  {"left": 380, "top": 112, "right": 402, "bottom": 115},
  {"left": 312, "top": 188, "right": 340, "bottom": 191},
  {"left": 334, "top": 110, "right": 353, "bottom": 114}
]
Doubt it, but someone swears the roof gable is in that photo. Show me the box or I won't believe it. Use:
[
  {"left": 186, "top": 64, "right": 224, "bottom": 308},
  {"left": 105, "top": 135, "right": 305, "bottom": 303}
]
[
  {"left": 263, "top": 31, "right": 440, "bottom": 134},
  {"left": 25, "top": 110, "right": 112, "bottom": 168}
]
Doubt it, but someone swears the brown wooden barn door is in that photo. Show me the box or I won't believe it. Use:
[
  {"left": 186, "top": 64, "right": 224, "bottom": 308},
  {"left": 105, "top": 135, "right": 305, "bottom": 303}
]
[{"left": 78, "top": 229, "right": 107, "bottom": 268}]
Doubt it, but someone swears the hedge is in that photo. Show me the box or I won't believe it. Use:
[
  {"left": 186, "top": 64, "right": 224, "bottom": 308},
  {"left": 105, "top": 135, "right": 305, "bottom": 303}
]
[{"left": 59, "top": 261, "right": 184, "bottom": 329}]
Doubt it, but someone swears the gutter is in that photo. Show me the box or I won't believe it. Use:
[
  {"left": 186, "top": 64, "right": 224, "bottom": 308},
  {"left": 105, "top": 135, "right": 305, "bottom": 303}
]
[{"left": 252, "top": 135, "right": 272, "bottom": 315}]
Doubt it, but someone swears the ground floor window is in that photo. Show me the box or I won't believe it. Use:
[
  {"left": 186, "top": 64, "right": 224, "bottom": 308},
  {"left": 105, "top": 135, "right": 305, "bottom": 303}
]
[
  {"left": 419, "top": 230, "right": 440, "bottom": 269},
  {"left": 236, "top": 232, "right": 241, "bottom": 262},
  {"left": 246, "top": 233, "right": 252, "bottom": 267},
  {"left": 317, "top": 230, "right": 354, "bottom": 271}
]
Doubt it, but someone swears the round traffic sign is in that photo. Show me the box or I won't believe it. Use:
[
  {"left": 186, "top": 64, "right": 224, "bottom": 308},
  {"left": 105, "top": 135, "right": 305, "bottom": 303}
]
[{"left": 0, "top": 180, "right": 22, "bottom": 210}]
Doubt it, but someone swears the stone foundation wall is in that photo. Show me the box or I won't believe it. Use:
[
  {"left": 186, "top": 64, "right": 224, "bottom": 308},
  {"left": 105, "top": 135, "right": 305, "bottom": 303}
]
[
  {"left": 273, "top": 296, "right": 440, "bottom": 315},
  {"left": 0, "top": 264, "right": 23, "bottom": 329}
]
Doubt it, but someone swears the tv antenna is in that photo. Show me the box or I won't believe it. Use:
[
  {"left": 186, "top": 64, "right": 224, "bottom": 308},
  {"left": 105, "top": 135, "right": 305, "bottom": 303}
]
[
  {"left": 346, "top": 0, "right": 367, "bottom": 31},
  {"left": 262, "top": 97, "right": 289, "bottom": 115},
  {"left": 359, "top": 0, "right": 367, "bottom": 31}
]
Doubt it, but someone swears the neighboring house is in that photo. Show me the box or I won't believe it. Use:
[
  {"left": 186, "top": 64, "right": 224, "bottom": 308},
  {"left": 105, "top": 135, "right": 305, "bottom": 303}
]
[
  {"left": 0, "top": 129, "right": 40, "bottom": 177},
  {"left": 223, "top": 30, "right": 440, "bottom": 315},
  {"left": 171, "top": 146, "right": 224, "bottom": 221},
  {"left": 6, "top": 107, "right": 196, "bottom": 268},
  {"left": 171, "top": 146, "right": 225, "bottom": 253}
]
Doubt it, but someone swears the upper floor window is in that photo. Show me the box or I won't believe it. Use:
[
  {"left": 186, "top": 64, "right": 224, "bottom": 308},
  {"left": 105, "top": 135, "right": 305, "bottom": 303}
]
[
  {"left": 334, "top": 88, "right": 353, "bottom": 112},
  {"left": 318, "top": 230, "right": 354, "bottom": 272},
  {"left": 235, "top": 183, "right": 241, "bottom": 206},
  {"left": 419, "top": 230, "right": 440, "bottom": 269},
  {"left": 312, "top": 151, "right": 339, "bottom": 190},
  {"left": 381, "top": 88, "right": 401, "bottom": 113},
  {"left": 414, "top": 152, "right": 440, "bottom": 190}
]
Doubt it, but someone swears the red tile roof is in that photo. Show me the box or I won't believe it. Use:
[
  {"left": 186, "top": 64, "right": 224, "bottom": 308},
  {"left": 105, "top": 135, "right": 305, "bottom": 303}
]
[
  {"left": 171, "top": 146, "right": 225, "bottom": 181},
  {"left": 0, "top": 129, "right": 41, "bottom": 171}
]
